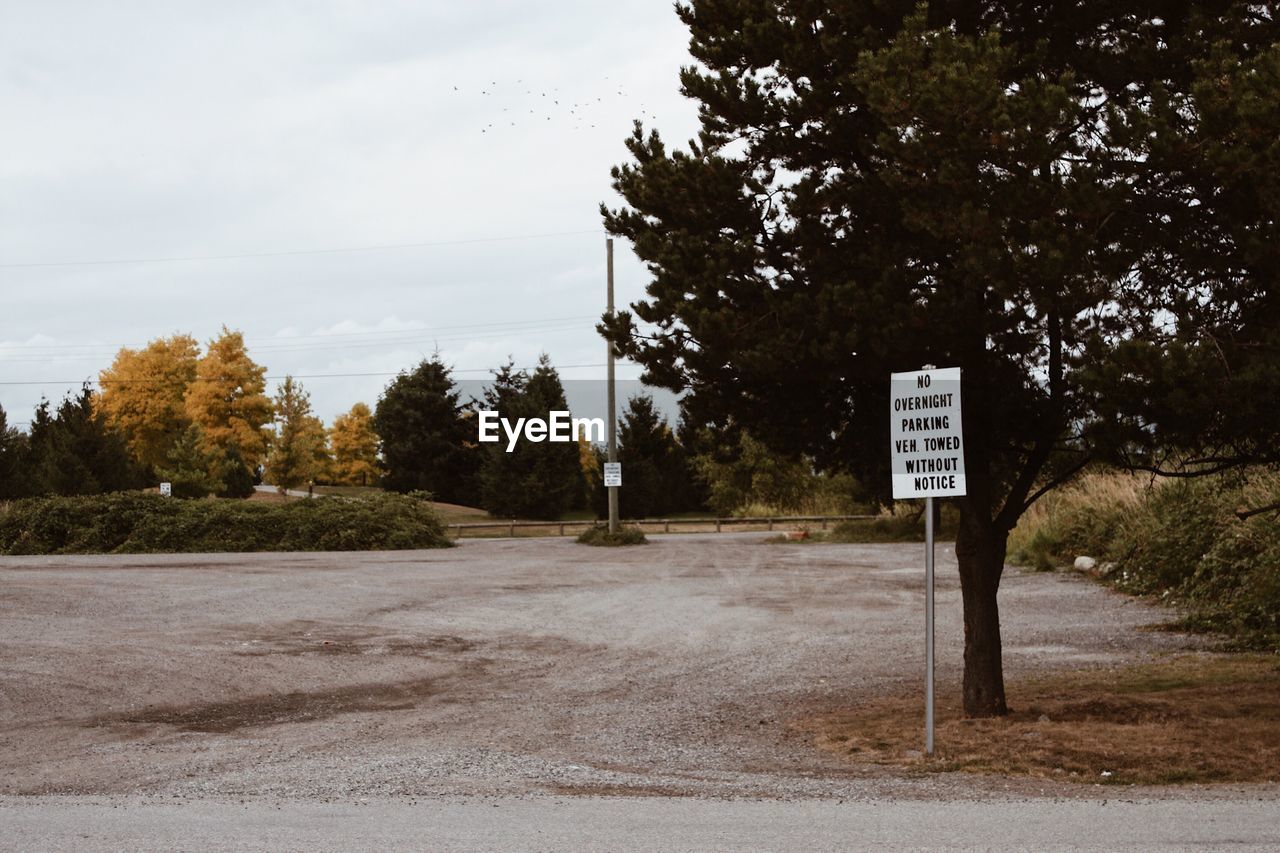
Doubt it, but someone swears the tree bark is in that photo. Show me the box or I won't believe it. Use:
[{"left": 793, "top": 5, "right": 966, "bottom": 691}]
[{"left": 954, "top": 511, "right": 1009, "bottom": 717}]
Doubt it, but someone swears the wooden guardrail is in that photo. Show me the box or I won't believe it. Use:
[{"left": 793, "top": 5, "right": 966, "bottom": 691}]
[{"left": 446, "top": 514, "right": 877, "bottom": 538}]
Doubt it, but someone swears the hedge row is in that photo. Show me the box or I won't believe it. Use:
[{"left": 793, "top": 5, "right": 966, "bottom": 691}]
[{"left": 0, "top": 492, "right": 451, "bottom": 554}]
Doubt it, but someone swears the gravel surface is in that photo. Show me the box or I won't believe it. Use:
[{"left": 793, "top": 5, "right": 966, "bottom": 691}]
[{"left": 1, "top": 533, "right": 1273, "bottom": 848}]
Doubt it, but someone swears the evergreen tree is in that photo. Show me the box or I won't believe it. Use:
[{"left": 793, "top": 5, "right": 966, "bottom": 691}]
[
  {"left": 615, "top": 395, "right": 666, "bottom": 519},
  {"left": 21, "top": 387, "right": 142, "bottom": 496},
  {"left": 216, "top": 445, "right": 256, "bottom": 499},
  {"left": 672, "top": 403, "right": 712, "bottom": 512},
  {"left": 588, "top": 395, "right": 708, "bottom": 519},
  {"left": 0, "top": 405, "right": 27, "bottom": 500},
  {"left": 602, "top": 2, "right": 1280, "bottom": 715},
  {"left": 612, "top": 395, "right": 691, "bottom": 518},
  {"left": 479, "top": 358, "right": 527, "bottom": 412},
  {"left": 479, "top": 355, "right": 584, "bottom": 520},
  {"left": 265, "top": 376, "right": 330, "bottom": 491},
  {"left": 374, "top": 357, "right": 480, "bottom": 504},
  {"left": 155, "top": 424, "right": 222, "bottom": 498},
  {"left": 19, "top": 400, "right": 57, "bottom": 496}
]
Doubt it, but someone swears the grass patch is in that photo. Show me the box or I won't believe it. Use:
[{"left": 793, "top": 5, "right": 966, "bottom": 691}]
[
  {"left": 828, "top": 516, "right": 928, "bottom": 543},
  {"left": 576, "top": 525, "right": 648, "bottom": 546},
  {"left": 823, "top": 506, "right": 960, "bottom": 543},
  {"left": 762, "top": 506, "right": 961, "bottom": 544},
  {"left": 800, "top": 654, "right": 1280, "bottom": 785},
  {"left": 312, "top": 485, "right": 384, "bottom": 497},
  {"left": 0, "top": 491, "right": 451, "bottom": 554}
]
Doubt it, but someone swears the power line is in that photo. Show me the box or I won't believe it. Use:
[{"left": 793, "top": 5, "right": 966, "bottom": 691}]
[
  {"left": 0, "top": 315, "right": 600, "bottom": 355},
  {"left": 0, "top": 228, "right": 604, "bottom": 270},
  {"left": 0, "top": 320, "right": 597, "bottom": 362},
  {"left": 0, "top": 362, "right": 632, "bottom": 387}
]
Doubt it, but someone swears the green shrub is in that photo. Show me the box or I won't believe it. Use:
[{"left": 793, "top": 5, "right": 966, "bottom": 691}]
[
  {"left": 1178, "top": 508, "right": 1280, "bottom": 648},
  {"left": 576, "top": 525, "right": 647, "bottom": 546},
  {"left": 1108, "top": 478, "right": 1237, "bottom": 594},
  {"left": 1123, "top": 474, "right": 1280, "bottom": 650},
  {"left": 0, "top": 492, "right": 450, "bottom": 554},
  {"left": 1008, "top": 469, "right": 1280, "bottom": 651},
  {"left": 217, "top": 447, "right": 257, "bottom": 499}
]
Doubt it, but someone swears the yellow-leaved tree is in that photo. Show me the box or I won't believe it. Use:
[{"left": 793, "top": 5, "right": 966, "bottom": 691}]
[
  {"left": 328, "top": 402, "right": 380, "bottom": 486},
  {"left": 264, "top": 376, "right": 330, "bottom": 491},
  {"left": 183, "top": 328, "right": 273, "bottom": 475},
  {"left": 97, "top": 334, "right": 200, "bottom": 469}
]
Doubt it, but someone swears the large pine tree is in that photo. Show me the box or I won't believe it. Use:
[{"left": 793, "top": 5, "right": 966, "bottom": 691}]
[
  {"left": 374, "top": 357, "right": 480, "bottom": 505},
  {"left": 21, "top": 387, "right": 143, "bottom": 496},
  {"left": 595, "top": 394, "right": 694, "bottom": 519},
  {"left": 602, "top": 2, "right": 1280, "bottom": 715},
  {"left": 0, "top": 404, "right": 27, "bottom": 500},
  {"left": 479, "top": 356, "right": 585, "bottom": 520}
]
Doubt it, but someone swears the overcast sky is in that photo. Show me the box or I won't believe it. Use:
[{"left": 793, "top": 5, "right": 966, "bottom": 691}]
[{"left": 0, "top": 1, "right": 700, "bottom": 428}]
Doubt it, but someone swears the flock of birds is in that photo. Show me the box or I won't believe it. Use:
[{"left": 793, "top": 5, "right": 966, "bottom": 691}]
[{"left": 455, "top": 76, "right": 660, "bottom": 134}]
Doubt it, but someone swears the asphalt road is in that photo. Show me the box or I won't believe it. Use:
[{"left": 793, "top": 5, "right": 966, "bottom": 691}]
[
  {"left": 4, "top": 794, "right": 1279, "bottom": 852},
  {"left": 1, "top": 534, "right": 1274, "bottom": 849}
]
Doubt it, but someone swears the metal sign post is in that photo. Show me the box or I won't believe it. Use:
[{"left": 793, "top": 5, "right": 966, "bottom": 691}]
[
  {"left": 924, "top": 494, "right": 935, "bottom": 756},
  {"left": 889, "top": 365, "right": 965, "bottom": 758}
]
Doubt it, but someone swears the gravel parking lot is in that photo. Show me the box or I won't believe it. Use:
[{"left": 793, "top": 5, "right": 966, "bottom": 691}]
[{"left": 2, "top": 533, "right": 1276, "bottom": 848}]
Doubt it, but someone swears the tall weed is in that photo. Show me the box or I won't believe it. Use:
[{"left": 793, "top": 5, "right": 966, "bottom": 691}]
[{"left": 1007, "top": 471, "right": 1145, "bottom": 570}]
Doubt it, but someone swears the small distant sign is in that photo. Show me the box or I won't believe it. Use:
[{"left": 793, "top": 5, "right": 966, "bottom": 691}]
[
  {"left": 890, "top": 367, "right": 966, "bottom": 499},
  {"left": 159, "top": 482, "right": 172, "bottom": 497},
  {"left": 603, "top": 462, "right": 622, "bottom": 488}
]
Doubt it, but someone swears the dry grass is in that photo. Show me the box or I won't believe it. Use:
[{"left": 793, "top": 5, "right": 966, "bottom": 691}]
[
  {"left": 800, "top": 655, "right": 1280, "bottom": 785},
  {"left": 1007, "top": 470, "right": 1148, "bottom": 567},
  {"left": 1019, "top": 469, "right": 1148, "bottom": 528}
]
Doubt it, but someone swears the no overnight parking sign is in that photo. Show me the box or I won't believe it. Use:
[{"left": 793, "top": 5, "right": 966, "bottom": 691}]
[{"left": 889, "top": 367, "right": 967, "bottom": 499}]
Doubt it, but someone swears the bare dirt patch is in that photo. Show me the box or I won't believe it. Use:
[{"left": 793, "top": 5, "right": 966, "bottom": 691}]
[
  {"left": 90, "top": 677, "right": 443, "bottom": 733},
  {"left": 232, "top": 622, "right": 475, "bottom": 657},
  {"left": 801, "top": 654, "right": 1280, "bottom": 785}
]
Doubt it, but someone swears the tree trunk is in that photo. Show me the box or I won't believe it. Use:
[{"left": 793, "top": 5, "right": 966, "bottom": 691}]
[{"left": 954, "top": 512, "right": 1009, "bottom": 717}]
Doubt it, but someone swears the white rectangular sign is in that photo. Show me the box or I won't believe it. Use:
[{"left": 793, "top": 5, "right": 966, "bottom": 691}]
[
  {"left": 603, "top": 462, "right": 622, "bottom": 488},
  {"left": 890, "top": 367, "right": 966, "bottom": 499},
  {"left": 159, "top": 482, "right": 172, "bottom": 497}
]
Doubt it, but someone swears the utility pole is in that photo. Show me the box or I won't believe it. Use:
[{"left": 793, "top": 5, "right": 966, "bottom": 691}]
[{"left": 606, "top": 238, "right": 619, "bottom": 533}]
